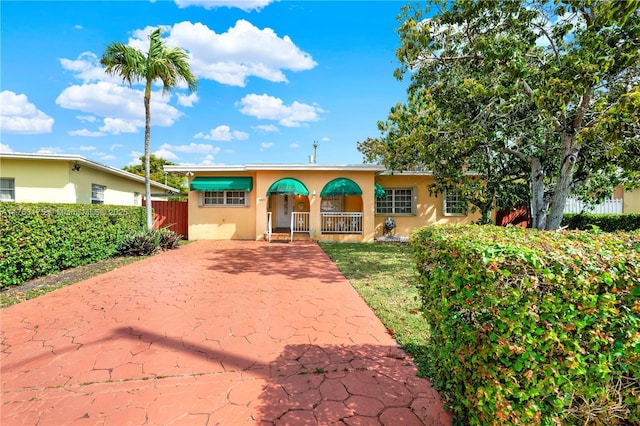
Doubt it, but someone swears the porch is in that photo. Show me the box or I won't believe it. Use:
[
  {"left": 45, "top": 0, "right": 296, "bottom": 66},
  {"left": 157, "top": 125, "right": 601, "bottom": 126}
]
[{"left": 266, "top": 211, "right": 364, "bottom": 242}]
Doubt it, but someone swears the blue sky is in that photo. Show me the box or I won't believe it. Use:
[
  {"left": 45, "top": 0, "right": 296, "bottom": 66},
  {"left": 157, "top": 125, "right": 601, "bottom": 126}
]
[{"left": 1, "top": 0, "right": 410, "bottom": 168}]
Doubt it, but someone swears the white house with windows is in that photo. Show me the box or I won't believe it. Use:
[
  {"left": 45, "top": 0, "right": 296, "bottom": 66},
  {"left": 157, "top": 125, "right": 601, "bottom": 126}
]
[
  {"left": 0, "top": 153, "right": 178, "bottom": 205},
  {"left": 163, "top": 164, "right": 482, "bottom": 242}
]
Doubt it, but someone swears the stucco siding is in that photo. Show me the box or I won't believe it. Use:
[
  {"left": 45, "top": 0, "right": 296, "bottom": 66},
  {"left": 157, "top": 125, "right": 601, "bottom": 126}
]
[
  {"left": 374, "top": 174, "right": 482, "bottom": 238},
  {"left": 1, "top": 159, "right": 76, "bottom": 203},
  {"left": 624, "top": 187, "right": 640, "bottom": 213}
]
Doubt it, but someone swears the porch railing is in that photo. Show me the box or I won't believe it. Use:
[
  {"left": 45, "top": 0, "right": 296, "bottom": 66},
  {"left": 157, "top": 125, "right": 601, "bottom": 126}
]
[
  {"left": 291, "top": 212, "right": 310, "bottom": 240},
  {"left": 321, "top": 212, "right": 363, "bottom": 234},
  {"left": 266, "top": 212, "right": 273, "bottom": 242}
]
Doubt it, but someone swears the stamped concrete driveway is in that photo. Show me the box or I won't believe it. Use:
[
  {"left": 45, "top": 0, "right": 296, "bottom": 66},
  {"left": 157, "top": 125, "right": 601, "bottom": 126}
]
[{"left": 1, "top": 241, "right": 451, "bottom": 425}]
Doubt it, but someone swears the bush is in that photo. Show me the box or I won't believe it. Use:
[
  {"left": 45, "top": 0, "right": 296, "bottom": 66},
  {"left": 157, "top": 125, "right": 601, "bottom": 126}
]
[
  {"left": 562, "top": 213, "right": 640, "bottom": 232},
  {"left": 410, "top": 225, "right": 639, "bottom": 425},
  {"left": 0, "top": 203, "right": 145, "bottom": 287},
  {"left": 116, "top": 228, "right": 182, "bottom": 256}
]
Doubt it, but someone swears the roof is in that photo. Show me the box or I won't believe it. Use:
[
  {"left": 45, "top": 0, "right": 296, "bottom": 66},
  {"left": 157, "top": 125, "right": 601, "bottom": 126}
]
[
  {"left": 0, "top": 152, "right": 180, "bottom": 193},
  {"left": 163, "top": 163, "right": 387, "bottom": 173}
]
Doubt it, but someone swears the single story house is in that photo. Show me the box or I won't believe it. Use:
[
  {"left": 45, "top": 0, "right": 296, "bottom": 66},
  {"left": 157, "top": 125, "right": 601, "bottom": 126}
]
[
  {"left": 163, "top": 163, "right": 483, "bottom": 242},
  {"left": 0, "top": 153, "right": 179, "bottom": 206}
]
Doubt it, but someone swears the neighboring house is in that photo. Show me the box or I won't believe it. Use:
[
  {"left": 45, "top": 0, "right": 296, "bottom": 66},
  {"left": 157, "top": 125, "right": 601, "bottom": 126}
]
[
  {"left": 0, "top": 153, "right": 178, "bottom": 206},
  {"left": 163, "top": 163, "right": 483, "bottom": 242},
  {"left": 564, "top": 185, "right": 640, "bottom": 214}
]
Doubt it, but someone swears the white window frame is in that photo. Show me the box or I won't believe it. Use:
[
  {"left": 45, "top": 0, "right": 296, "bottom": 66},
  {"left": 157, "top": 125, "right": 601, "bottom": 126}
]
[
  {"left": 199, "top": 190, "right": 249, "bottom": 207},
  {"left": 91, "top": 184, "right": 105, "bottom": 205},
  {"left": 375, "top": 187, "right": 415, "bottom": 216},
  {"left": 443, "top": 190, "right": 467, "bottom": 216},
  {"left": 0, "top": 178, "right": 15, "bottom": 202}
]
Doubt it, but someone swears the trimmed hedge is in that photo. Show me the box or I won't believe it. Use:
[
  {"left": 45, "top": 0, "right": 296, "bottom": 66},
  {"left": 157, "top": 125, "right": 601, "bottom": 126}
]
[
  {"left": 410, "top": 225, "right": 639, "bottom": 425},
  {"left": 562, "top": 213, "right": 640, "bottom": 232},
  {"left": 0, "top": 203, "right": 145, "bottom": 287}
]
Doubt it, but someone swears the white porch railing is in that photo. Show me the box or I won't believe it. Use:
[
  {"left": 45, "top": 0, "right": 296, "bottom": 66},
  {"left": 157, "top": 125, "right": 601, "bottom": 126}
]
[
  {"left": 291, "top": 212, "right": 310, "bottom": 240},
  {"left": 321, "top": 212, "right": 363, "bottom": 234},
  {"left": 564, "top": 197, "right": 623, "bottom": 214},
  {"left": 266, "top": 212, "right": 272, "bottom": 242}
]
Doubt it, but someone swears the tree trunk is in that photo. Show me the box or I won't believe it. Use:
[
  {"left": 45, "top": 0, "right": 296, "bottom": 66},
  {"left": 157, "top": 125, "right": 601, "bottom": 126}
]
[
  {"left": 546, "top": 134, "right": 579, "bottom": 230},
  {"left": 144, "top": 80, "right": 153, "bottom": 230},
  {"left": 529, "top": 157, "right": 546, "bottom": 230}
]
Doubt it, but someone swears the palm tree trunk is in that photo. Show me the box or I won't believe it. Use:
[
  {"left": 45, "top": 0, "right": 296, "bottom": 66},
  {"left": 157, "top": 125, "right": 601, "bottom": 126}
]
[{"left": 144, "top": 80, "right": 153, "bottom": 230}]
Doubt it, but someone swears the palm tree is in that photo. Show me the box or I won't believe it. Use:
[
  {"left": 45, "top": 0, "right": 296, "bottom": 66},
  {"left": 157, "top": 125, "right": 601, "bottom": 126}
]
[{"left": 101, "top": 28, "right": 197, "bottom": 229}]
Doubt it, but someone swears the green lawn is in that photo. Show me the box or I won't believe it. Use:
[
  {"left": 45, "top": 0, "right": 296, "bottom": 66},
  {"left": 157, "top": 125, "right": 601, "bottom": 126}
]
[{"left": 319, "top": 242, "right": 433, "bottom": 377}]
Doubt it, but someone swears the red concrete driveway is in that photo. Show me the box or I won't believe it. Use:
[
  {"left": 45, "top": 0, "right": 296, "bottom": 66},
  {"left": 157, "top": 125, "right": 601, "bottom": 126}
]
[{"left": 1, "top": 241, "right": 451, "bottom": 425}]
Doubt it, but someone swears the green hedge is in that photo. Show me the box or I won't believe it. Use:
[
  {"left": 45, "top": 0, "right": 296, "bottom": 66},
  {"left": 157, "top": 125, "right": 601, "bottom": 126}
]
[
  {"left": 562, "top": 213, "right": 640, "bottom": 232},
  {"left": 410, "top": 225, "right": 639, "bottom": 425},
  {"left": 0, "top": 203, "right": 145, "bottom": 287}
]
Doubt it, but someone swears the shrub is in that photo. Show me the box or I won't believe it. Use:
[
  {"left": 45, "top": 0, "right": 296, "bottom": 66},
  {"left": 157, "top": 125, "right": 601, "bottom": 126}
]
[
  {"left": 116, "top": 228, "right": 182, "bottom": 256},
  {"left": 0, "top": 203, "right": 145, "bottom": 287},
  {"left": 410, "top": 225, "right": 639, "bottom": 425},
  {"left": 562, "top": 213, "right": 640, "bottom": 232}
]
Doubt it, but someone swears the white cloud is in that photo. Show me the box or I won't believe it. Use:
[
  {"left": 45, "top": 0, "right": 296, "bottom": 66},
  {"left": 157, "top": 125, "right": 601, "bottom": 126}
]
[
  {"left": 69, "top": 129, "right": 105, "bottom": 137},
  {"left": 194, "top": 125, "right": 249, "bottom": 141},
  {"left": 289, "top": 143, "right": 299, "bottom": 148},
  {"left": 59, "top": 52, "right": 113, "bottom": 84},
  {"left": 110, "top": 143, "right": 125, "bottom": 150},
  {"left": 100, "top": 118, "right": 141, "bottom": 134},
  {"left": 177, "top": 92, "right": 199, "bottom": 107},
  {"left": 99, "top": 154, "right": 116, "bottom": 161},
  {"left": 253, "top": 124, "right": 278, "bottom": 133},
  {"left": 76, "top": 115, "right": 97, "bottom": 123},
  {"left": 157, "top": 142, "right": 219, "bottom": 154},
  {"left": 36, "top": 146, "right": 63, "bottom": 154},
  {"left": 321, "top": 137, "right": 330, "bottom": 142},
  {"left": 167, "top": 20, "right": 316, "bottom": 86},
  {"left": 0, "top": 91, "right": 54, "bottom": 134},
  {"left": 74, "top": 24, "right": 83, "bottom": 30},
  {"left": 154, "top": 148, "right": 179, "bottom": 160},
  {"left": 174, "top": 0, "right": 274, "bottom": 11},
  {"left": 0, "top": 144, "right": 13, "bottom": 153},
  {"left": 260, "top": 142, "right": 274, "bottom": 149},
  {"left": 56, "top": 82, "right": 181, "bottom": 134},
  {"left": 200, "top": 154, "right": 221, "bottom": 165},
  {"left": 78, "top": 145, "right": 97, "bottom": 151},
  {"left": 238, "top": 93, "right": 323, "bottom": 127}
]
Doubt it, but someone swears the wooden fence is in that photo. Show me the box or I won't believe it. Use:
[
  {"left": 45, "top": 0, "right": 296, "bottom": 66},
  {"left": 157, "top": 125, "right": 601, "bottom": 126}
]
[{"left": 142, "top": 200, "right": 188, "bottom": 239}]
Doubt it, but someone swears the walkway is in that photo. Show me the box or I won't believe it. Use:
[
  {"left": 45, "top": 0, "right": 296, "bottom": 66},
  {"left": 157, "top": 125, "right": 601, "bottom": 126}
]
[{"left": 1, "top": 241, "right": 451, "bottom": 425}]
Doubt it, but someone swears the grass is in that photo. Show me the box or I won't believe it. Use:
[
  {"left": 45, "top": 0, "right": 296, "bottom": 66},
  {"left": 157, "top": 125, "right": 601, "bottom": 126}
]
[
  {"left": 319, "top": 241, "right": 433, "bottom": 378},
  {"left": 0, "top": 256, "right": 147, "bottom": 309}
]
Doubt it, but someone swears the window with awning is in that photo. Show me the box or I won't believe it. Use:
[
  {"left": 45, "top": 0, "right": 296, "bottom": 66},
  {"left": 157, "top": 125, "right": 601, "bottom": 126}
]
[
  {"left": 320, "top": 178, "right": 362, "bottom": 197},
  {"left": 190, "top": 177, "right": 253, "bottom": 192},
  {"left": 266, "top": 178, "right": 309, "bottom": 196}
]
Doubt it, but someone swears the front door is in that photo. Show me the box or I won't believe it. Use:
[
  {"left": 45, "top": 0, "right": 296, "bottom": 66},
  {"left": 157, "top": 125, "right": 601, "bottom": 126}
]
[{"left": 276, "top": 194, "right": 291, "bottom": 228}]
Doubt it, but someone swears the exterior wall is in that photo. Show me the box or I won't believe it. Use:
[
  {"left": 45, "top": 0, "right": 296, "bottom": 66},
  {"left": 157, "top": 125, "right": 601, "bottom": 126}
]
[
  {"left": 374, "top": 174, "right": 482, "bottom": 238},
  {"left": 254, "top": 170, "right": 377, "bottom": 243},
  {"left": 1, "top": 159, "right": 76, "bottom": 203},
  {"left": 187, "top": 172, "right": 258, "bottom": 240},
  {"left": 624, "top": 187, "right": 640, "bottom": 213},
  {"left": 0, "top": 157, "right": 168, "bottom": 205}
]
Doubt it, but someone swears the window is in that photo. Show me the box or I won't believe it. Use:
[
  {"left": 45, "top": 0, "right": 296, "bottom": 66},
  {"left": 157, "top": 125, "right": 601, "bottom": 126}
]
[
  {"left": 0, "top": 178, "right": 15, "bottom": 202},
  {"left": 321, "top": 195, "right": 343, "bottom": 212},
  {"left": 91, "top": 184, "right": 105, "bottom": 205},
  {"left": 444, "top": 190, "right": 467, "bottom": 216},
  {"left": 134, "top": 192, "right": 141, "bottom": 206},
  {"left": 375, "top": 188, "right": 414, "bottom": 215},
  {"left": 201, "top": 190, "right": 248, "bottom": 207}
]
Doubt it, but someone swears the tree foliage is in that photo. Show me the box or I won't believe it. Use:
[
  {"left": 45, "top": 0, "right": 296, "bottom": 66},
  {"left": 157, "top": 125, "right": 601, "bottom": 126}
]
[
  {"left": 101, "top": 28, "right": 197, "bottom": 229},
  {"left": 359, "top": 0, "right": 640, "bottom": 230},
  {"left": 123, "top": 154, "right": 187, "bottom": 196}
]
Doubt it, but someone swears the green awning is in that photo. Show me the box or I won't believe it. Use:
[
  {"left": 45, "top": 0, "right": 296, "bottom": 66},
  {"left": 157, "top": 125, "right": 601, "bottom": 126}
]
[
  {"left": 375, "top": 183, "right": 387, "bottom": 199},
  {"left": 266, "top": 178, "right": 309, "bottom": 196},
  {"left": 190, "top": 176, "right": 253, "bottom": 192},
  {"left": 320, "top": 178, "right": 363, "bottom": 197}
]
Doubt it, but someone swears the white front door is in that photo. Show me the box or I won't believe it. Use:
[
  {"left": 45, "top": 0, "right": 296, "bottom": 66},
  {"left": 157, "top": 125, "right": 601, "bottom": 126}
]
[{"left": 276, "top": 194, "right": 291, "bottom": 228}]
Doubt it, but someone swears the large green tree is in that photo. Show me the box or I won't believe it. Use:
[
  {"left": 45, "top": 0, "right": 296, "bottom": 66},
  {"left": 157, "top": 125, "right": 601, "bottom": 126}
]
[
  {"left": 359, "top": 0, "right": 640, "bottom": 229},
  {"left": 101, "top": 28, "right": 197, "bottom": 229},
  {"left": 122, "top": 154, "right": 187, "bottom": 196}
]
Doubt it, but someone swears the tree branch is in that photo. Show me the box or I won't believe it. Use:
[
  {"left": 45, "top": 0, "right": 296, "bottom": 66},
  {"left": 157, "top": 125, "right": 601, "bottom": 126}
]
[{"left": 501, "top": 146, "right": 531, "bottom": 164}]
